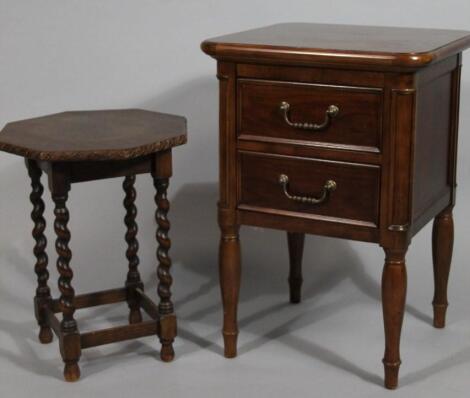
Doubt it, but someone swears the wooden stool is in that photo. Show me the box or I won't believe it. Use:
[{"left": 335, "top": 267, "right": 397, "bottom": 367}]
[{"left": 0, "top": 109, "right": 187, "bottom": 381}]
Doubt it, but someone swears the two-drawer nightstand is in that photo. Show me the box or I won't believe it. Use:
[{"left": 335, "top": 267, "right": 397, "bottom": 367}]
[{"left": 202, "top": 23, "right": 470, "bottom": 389}]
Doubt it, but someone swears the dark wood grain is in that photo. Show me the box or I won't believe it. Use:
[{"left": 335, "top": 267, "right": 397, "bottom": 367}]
[
  {"left": 202, "top": 23, "right": 470, "bottom": 70},
  {"left": 0, "top": 109, "right": 187, "bottom": 161},
  {"left": 1, "top": 108, "right": 185, "bottom": 381},
  {"left": 239, "top": 152, "right": 380, "bottom": 226},
  {"left": 238, "top": 79, "right": 383, "bottom": 152},
  {"left": 203, "top": 23, "right": 465, "bottom": 389}
]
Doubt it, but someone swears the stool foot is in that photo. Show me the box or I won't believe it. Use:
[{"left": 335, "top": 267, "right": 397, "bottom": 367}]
[
  {"left": 223, "top": 331, "right": 238, "bottom": 358},
  {"left": 160, "top": 343, "right": 175, "bottom": 362},
  {"left": 129, "top": 309, "right": 143, "bottom": 324},
  {"left": 63, "top": 362, "right": 80, "bottom": 382},
  {"left": 39, "top": 326, "right": 53, "bottom": 344},
  {"left": 383, "top": 360, "right": 400, "bottom": 390}
]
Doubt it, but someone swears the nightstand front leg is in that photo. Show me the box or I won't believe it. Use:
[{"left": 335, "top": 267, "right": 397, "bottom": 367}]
[
  {"left": 382, "top": 247, "right": 407, "bottom": 390},
  {"left": 287, "top": 232, "right": 305, "bottom": 304},
  {"left": 219, "top": 209, "right": 241, "bottom": 358},
  {"left": 432, "top": 207, "right": 454, "bottom": 328}
]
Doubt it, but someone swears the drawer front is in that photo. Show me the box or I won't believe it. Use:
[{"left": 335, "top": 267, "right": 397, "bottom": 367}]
[
  {"left": 239, "top": 152, "right": 380, "bottom": 226},
  {"left": 237, "top": 79, "right": 383, "bottom": 152}
]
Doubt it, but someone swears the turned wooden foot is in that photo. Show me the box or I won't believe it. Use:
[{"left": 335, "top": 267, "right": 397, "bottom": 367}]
[
  {"left": 432, "top": 208, "right": 454, "bottom": 328},
  {"left": 63, "top": 362, "right": 80, "bottom": 382},
  {"left": 382, "top": 247, "right": 407, "bottom": 390},
  {"left": 123, "top": 175, "right": 143, "bottom": 324},
  {"left": 219, "top": 208, "right": 241, "bottom": 358},
  {"left": 287, "top": 232, "right": 305, "bottom": 304},
  {"left": 153, "top": 161, "right": 177, "bottom": 361}
]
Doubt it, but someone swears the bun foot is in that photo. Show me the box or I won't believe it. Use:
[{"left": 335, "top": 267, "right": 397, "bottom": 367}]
[
  {"left": 433, "top": 304, "right": 448, "bottom": 328},
  {"left": 129, "top": 309, "right": 143, "bottom": 324},
  {"left": 38, "top": 326, "right": 53, "bottom": 344},
  {"left": 63, "top": 362, "right": 80, "bottom": 382},
  {"left": 383, "top": 360, "right": 401, "bottom": 390},
  {"left": 223, "top": 331, "right": 238, "bottom": 358},
  {"left": 160, "top": 343, "right": 175, "bottom": 362}
]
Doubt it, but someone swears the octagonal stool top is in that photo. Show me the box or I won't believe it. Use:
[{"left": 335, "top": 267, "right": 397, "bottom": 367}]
[{"left": 0, "top": 109, "right": 187, "bottom": 162}]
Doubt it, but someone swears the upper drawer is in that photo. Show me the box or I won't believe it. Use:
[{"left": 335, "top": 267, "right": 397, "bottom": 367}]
[{"left": 237, "top": 79, "right": 383, "bottom": 152}]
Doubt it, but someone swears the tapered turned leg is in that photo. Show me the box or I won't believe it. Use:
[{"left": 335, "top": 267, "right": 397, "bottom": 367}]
[
  {"left": 26, "top": 160, "right": 53, "bottom": 344},
  {"left": 432, "top": 208, "right": 454, "bottom": 328},
  {"left": 287, "top": 232, "right": 305, "bottom": 304},
  {"left": 123, "top": 175, "right": 143, "bottom": 324},
  {"left": 219, "top": 208, "right": 241, "bottom": 358},
  {"left": 52, "top": 184, "right": 81, "bottom": 382},
  {"left": 382, "top": 247, "right": 407, "bottom": 390},
  {"left": 153, "top": 176, "right": 176, "bottom": 362}
]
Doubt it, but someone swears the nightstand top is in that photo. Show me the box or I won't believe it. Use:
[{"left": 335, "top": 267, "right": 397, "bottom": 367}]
[{"left": 202, "top": 23, "right": 470, "bottom": 69}]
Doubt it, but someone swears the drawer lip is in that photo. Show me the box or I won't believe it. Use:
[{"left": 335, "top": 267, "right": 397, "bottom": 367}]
[
  {"left": 238, "top": 151, "right": 381, "bottom": 228},
  {"left": 237, "top": 78, "right": 384, "bottom": 152},
  {"left": 237, "top": 204, "right": 378, "bottom": 229}
]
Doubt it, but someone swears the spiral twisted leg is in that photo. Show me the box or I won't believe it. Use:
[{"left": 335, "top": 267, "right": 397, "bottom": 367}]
[
  {"left": 123, "top": 175, "right": 143, "bottom": 324},
  {"left": 26, "top": 160, "right": 53, "bottom": 344},
  {"left": 52, "top": 186, "right": 80, "bottom": 382},
  {"left": 154, "top": 176, "right": 176, "bottom": 362}
]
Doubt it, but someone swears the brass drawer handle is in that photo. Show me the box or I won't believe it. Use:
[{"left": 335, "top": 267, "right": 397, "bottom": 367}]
[
  {"left": 278, "top": 174, "right": 337, "bottom": 204},
  {"left": 280, "top": 101, "right": 339, "bottom": 131}
]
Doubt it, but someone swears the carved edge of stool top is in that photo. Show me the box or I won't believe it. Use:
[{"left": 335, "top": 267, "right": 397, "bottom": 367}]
[{"left": 0, "top": 109, "right": 187, "bottom": 162}]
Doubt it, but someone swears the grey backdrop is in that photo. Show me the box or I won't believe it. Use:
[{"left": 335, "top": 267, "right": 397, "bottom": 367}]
[{"left": 1, "top": 1, "right": 470, "bottom": 397}]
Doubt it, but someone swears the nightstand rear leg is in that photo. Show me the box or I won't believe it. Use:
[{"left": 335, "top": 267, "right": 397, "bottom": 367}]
[
  {"left": 382, "top": 247, "right": 407, "bottom": 390},
  {"left": 219, "top": 209, "right": 241, "bottom": 358},
  {"left": 287, "top": 232, "right": 304, "bottom": 304},
  {"left": 432, "top": 207, "right": 454, "bottom": 328}
]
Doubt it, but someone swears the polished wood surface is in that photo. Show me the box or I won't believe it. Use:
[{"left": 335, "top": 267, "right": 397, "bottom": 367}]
[
  {"left": 237, "top": 79, "right": 382, "bottom": 151},
  {"left": 1, "top": 110, "right": 185, "bottom": 381},
  {"left": 239, "top": 152, "right": 380, "bottom": 225},
  {"left": 0, "top": 109, "right": 187, "bottom": 161},
  {"left": 203, "top": 23, "right": 466, "bottom": 389},
  {"left": 202, "top": 23, "right": 470, "bottom": 70}
]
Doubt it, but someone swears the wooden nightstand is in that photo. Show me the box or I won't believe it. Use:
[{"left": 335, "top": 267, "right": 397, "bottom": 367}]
[{"left": 202, "top": 23, "right": 470, "bottom": 389}]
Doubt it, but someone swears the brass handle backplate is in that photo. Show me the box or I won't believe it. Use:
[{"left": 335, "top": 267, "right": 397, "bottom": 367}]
[
  {"left": 278, "top": 174, "right": 337, "bottom": 205},
  {"left": 279, "top": 101, "right": 339, "bottom": 131}
]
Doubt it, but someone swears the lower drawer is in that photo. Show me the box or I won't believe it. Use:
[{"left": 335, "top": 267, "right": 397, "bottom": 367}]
[{"left": 238, "top": 152, "right": 380, "bottom": 226}]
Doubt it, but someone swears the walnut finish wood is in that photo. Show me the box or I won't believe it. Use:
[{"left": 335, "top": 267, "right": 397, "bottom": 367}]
[
  {"left": 238, "top": 79, "right": 383, "bottom": 152},
  {"left": 0, "top": 109, "right": 187, "bottom": 161},
  {"left": 382, "top": 247, "right": 407, "bottom": 390},
  {"left": 287, "top": 232, "right": 305, "bottom": 304},
  {"left": 152, "top": 151, "right": 177, "bottom": 362},
  {"left": 239, "top": 152, "right": 380, "bottom": 226},
  {"left": 51, "top": 173, "right": 81, "bottom": 382},
  {"left": 27, "top": 160, "right": 53, "bottom": 344},
  {"left": 202, "top": 23, "right": 470, "bottom": 70},
  {"left": 432, "top": 208, "right": 454, "bottom": 328},
  {"left": 203, "top": 23, "right": 468, "bottom": 389},
  {"left": 0, "top": 109, "right": 185, "bottom": 381},
  {"left": 123, "top": 175, "right": 143, "bottom": 324}
]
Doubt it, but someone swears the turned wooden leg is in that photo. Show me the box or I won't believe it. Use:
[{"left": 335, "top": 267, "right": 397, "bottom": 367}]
[
  {"left": 382, "top": 247, "right": 407, "bottom": 390},
  {"left": 432, "top": 208, "right": 454, "bottom": 328},
  {"left": 26, "top": 160, "right": 53, "bottom": 344},
  {"left": 219, "top": 208, "right": 241, "bottom": 358},
  {"left": 287, "top": 232, "right": 305, "bottom": 304},
  {"left": 123, "top": 175, "right": 143, "bottom": 324},
  {"left": 153, "top": 176, "right": 176, "bottom": 362},
  {"left": 52, "top": 183, "right": 81, "bottom": 382}
]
